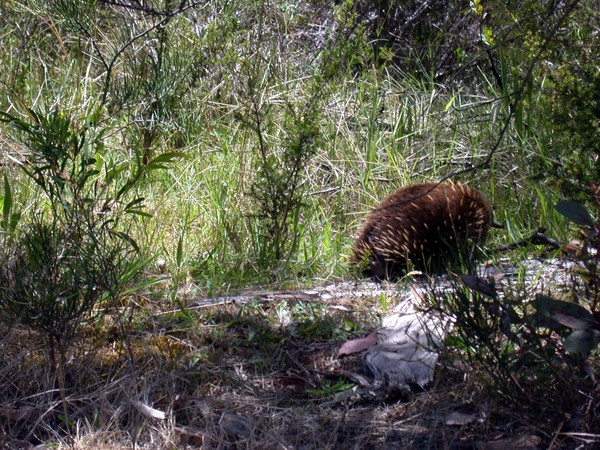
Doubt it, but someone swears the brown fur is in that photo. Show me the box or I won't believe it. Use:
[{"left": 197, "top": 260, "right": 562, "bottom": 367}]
[{"left": 351, "top": 182, "right": 496, "bottom": 279}]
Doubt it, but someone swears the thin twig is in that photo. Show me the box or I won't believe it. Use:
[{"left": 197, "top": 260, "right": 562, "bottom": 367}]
[
  {"left": 99, "top": 1, "right": 205, "bottom": 104},
  {"left": 493, "top": 228, "right": 563, "bottom": 254}
]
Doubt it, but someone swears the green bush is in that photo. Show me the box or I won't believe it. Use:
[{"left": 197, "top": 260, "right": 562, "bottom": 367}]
[
  {"left": 545, "top": 16, "right": 600, "bottom": 199},
  {"left": 0, "top": 108, "right": 146, "bottom": 363},
  {"left": 428, "top": 197, "right": 600, "bottom": 427},
  {"left": 0, "top": 106, "right": 186, "bottom": 369}
]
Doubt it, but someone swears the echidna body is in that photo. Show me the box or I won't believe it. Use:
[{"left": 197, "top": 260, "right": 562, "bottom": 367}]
[{"left": 351, "top": 182, "right": 496, "bottom": 279}]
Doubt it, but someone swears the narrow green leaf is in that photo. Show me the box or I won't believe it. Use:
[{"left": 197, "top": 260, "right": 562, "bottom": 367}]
[
  {"left": 120, "top": 273, "right": 168, "bottom": 297},
  {"left": 2, "top": 173, "right": 12, "bottom": 230},
  {"left": 117, "top": 258, "right": 146, "bottom": 286},
  {"left": 176, "top": 235, "right": 184, "bottom": 268},
  {"left": 126, "top": 210, "right": 152, "bottom": 218},
  {"left": 125, "top": 197, "right": 145, "bottom": 209},
  {"left": 444, "top": 95, "right": 456, "bottom": 112},
  {"left": 116, "top": 180, "right": 133, "bottom": 200},
  {"left": 113, "top": 231, "right": 140, "bottom": 253},
  {"left": 9, "top": 212, "right": 21, "bottom": 233},
  {"left": 146, "top": 151, "right": 190, "bottom": 170}
]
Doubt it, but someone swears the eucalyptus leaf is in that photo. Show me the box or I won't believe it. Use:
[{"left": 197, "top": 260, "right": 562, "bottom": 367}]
[
  {"left": 176, "top": 235, "right": 184, "bottom": 268},
  {"left": 552, "top": 312, "right": 597, "bottom": 331},
  {"left": 533, "top": 294, "right": 595, "bottom": 330},
  {"left": 563, "top": 329, "right": 600, "bottom": 353},
  {"left": 126, "top": 210, "right": 152, "bottom": 218},
  {"left": 555, "top": 200, "right": 596, "bottom": 227},
  {"left": 146, "top": 151, "right": 190, "bottom": 170},
  {"left": 460, "top": 274, "right": 497, "bottom": 299}
]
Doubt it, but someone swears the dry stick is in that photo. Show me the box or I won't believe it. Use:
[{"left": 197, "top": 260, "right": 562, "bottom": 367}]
[{"left": 493, "top": 228, "right": 563, "bottom": 254}]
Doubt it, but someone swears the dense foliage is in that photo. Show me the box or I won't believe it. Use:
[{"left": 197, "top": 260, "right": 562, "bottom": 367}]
[
  {"left": 0, "top": 0, "right": 598, "bottom": 447},
  {"left": 0, "top": 1, "right": 597, "bottom": 284}
]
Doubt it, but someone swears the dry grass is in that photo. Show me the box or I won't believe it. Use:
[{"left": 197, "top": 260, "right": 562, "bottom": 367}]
[{"left": 0, "top": 281, "right": 598, "bottom": 449}]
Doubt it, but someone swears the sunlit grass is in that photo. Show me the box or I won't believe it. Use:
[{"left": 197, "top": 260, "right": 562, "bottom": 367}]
[{"left": 2, "top": 3, "right": 597, "bottom": 448}]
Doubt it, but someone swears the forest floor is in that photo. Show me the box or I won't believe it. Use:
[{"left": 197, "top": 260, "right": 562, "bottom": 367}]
[{"left": 1, "top": 259, "right": 598, "bottom": 449}]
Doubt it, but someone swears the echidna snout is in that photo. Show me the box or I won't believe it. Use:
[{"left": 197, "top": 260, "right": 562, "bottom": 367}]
[{"left": 351, "top": 182, "right": 497, "bottom": 279}]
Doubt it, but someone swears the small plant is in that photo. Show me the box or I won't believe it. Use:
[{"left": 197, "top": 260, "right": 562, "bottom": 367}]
[
  {"left": 234, "top": 40, "right": 323, "bottom": 275},
  {"left": 0, "top": 217, "right": 135, "bottom": 364},
  {"left": 428, "top": 192, "right": 600, "bottom": 430},
  {"left": 0, "top": 107, "right": 183, "bottom": 427},
  {"left": 428, "top": 270, "right": 597, "bottom": 437},
  {"left": 532, "top": 193, "right": 600, "bottom": 353},
  {"left": 244, "top": 99, "right": 320, "bottom": 271}
]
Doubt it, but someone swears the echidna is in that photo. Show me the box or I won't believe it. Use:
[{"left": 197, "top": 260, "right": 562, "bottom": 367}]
[{"left": 351, "top": 182, "right": 499, "bottom": 279}]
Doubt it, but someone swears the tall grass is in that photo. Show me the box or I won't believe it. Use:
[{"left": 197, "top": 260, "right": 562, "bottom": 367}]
[
  {"left": 0, "top": 0, "right": 580, "bottom": 294},
  {"left": 1, "top": 2, "right": 598, "bottom": 448}
]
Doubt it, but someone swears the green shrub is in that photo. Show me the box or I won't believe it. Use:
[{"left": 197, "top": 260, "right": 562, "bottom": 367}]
[
  {"left": 0, "top": 108, "right": 146, "bottom": 362},
  {"left": 428, "top": 196, "right": 600, "bottom": 428},
  {"left": 0, "top": 107, "right": 184, "bottom": 366}
]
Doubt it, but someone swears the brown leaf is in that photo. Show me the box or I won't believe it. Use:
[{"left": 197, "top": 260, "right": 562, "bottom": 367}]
[{"left": 338, "top": 330, "right": 378, "bottom": 356}]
